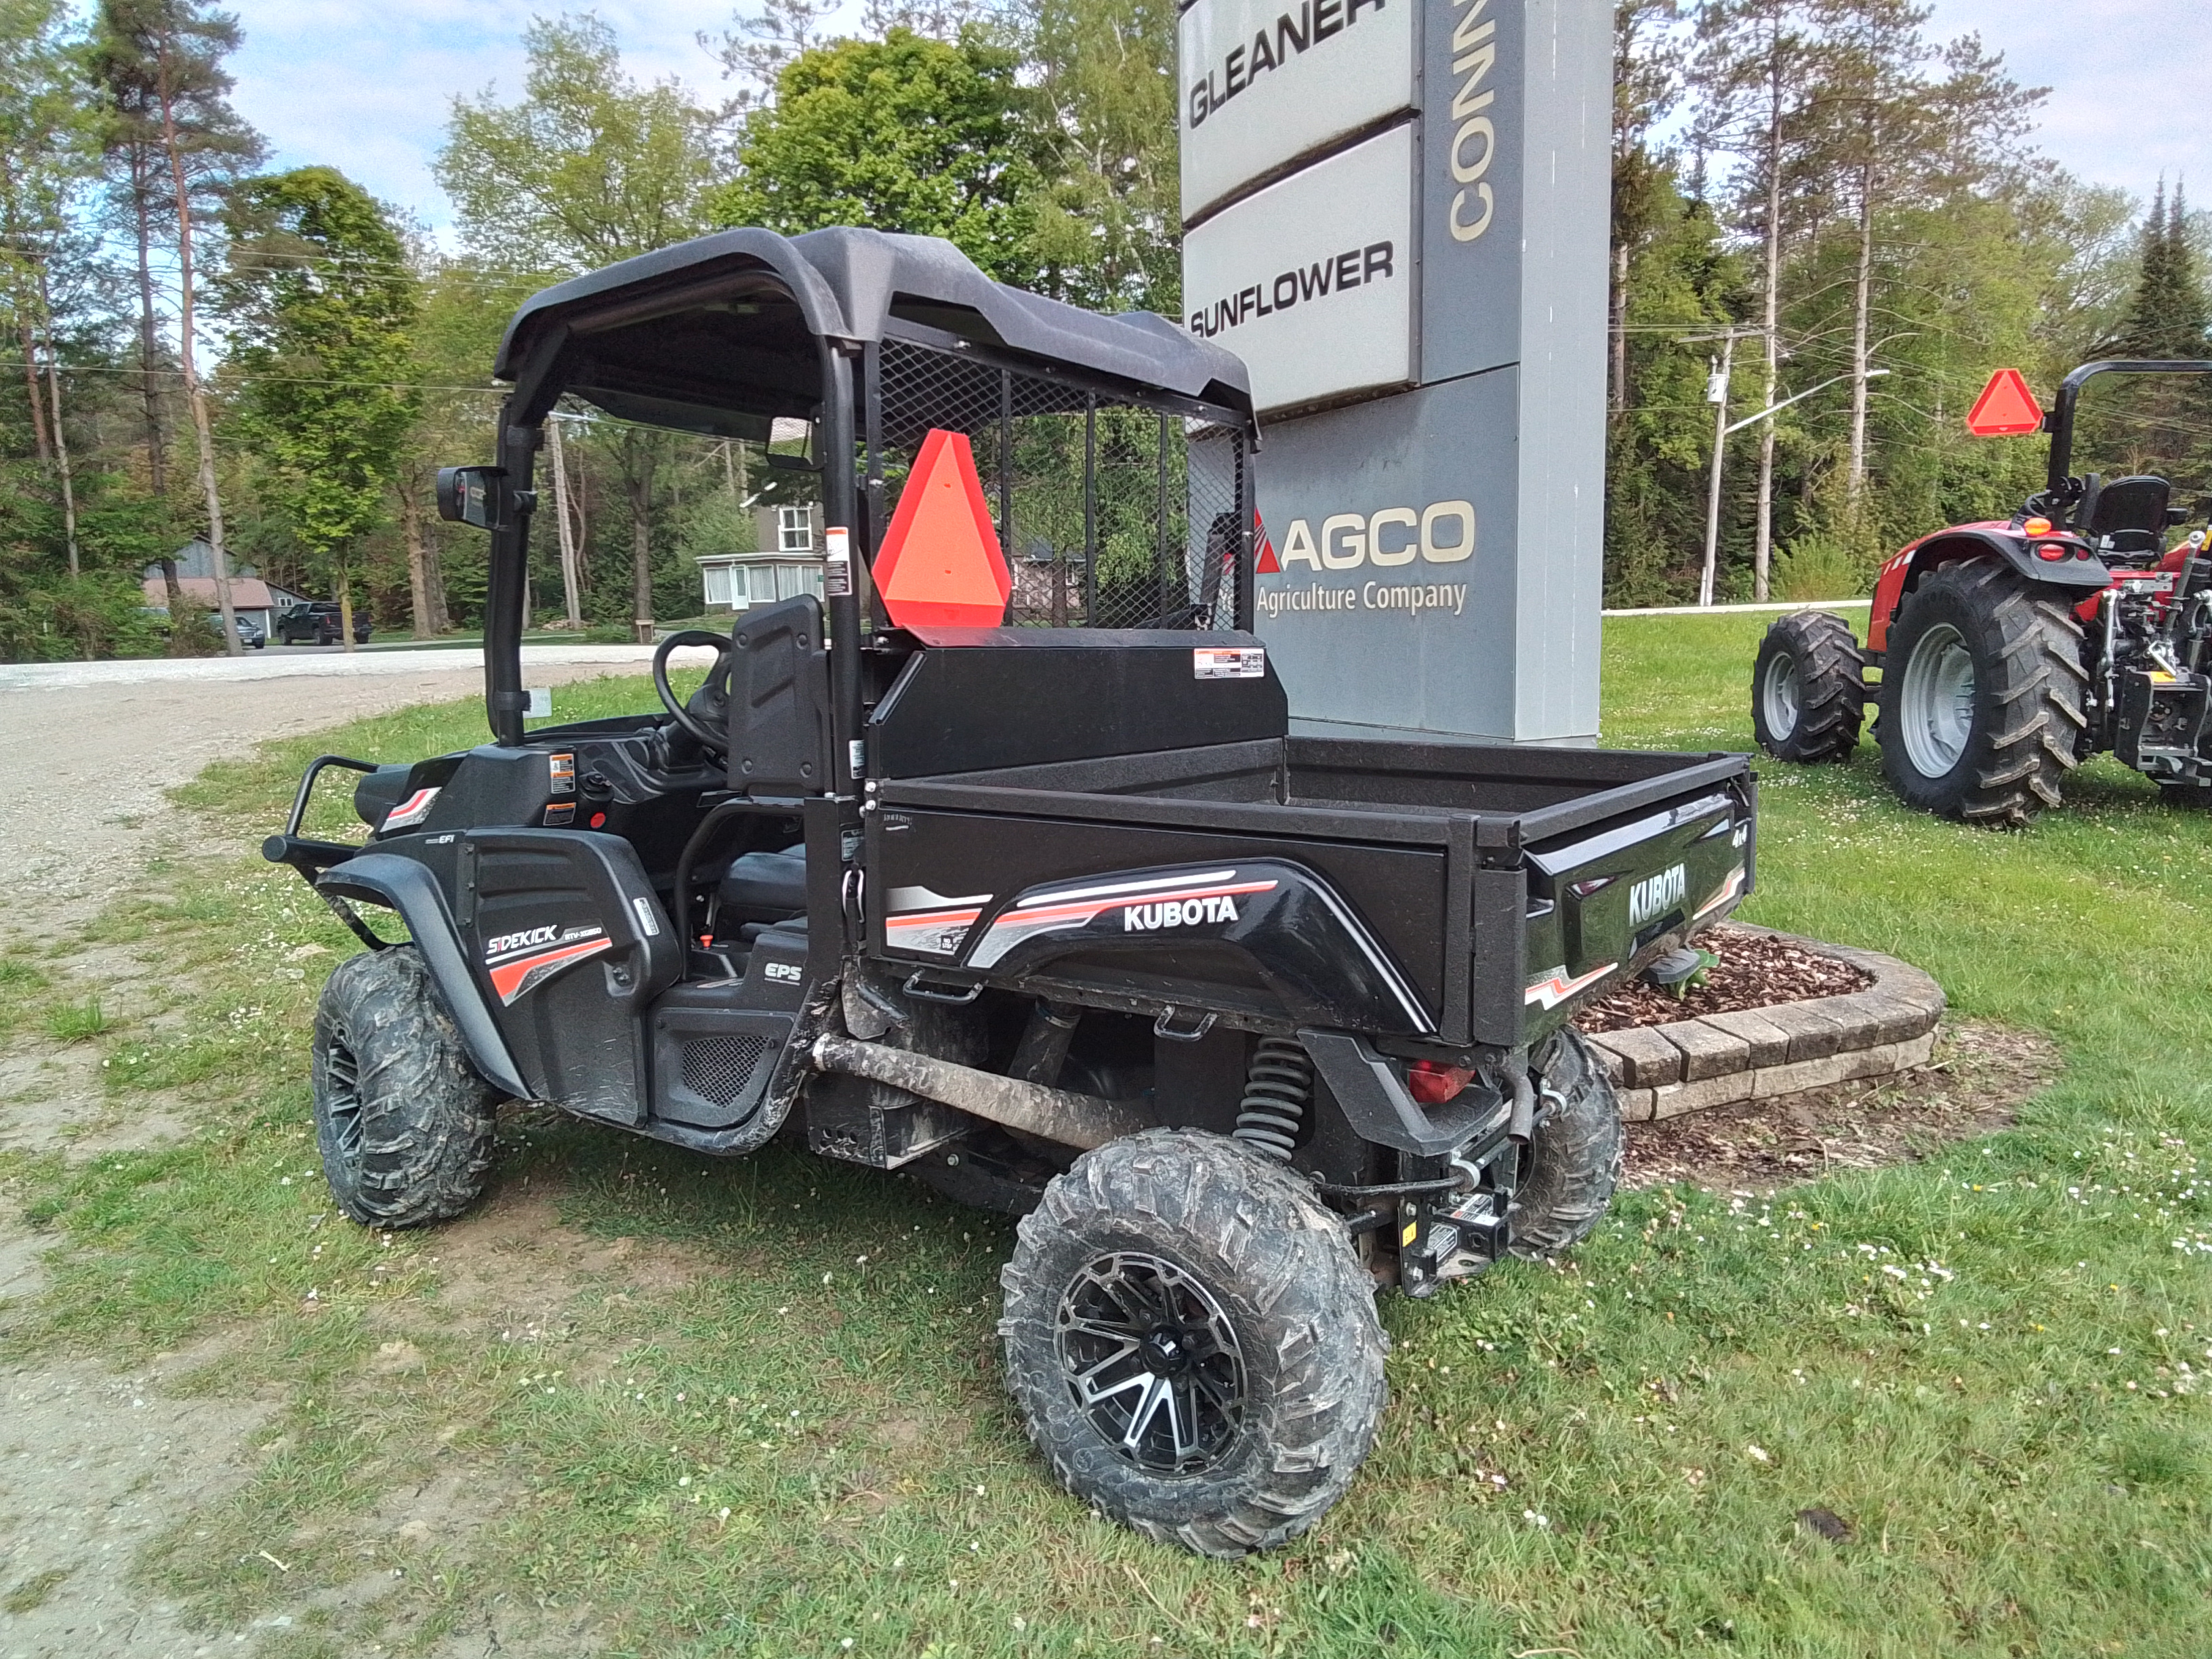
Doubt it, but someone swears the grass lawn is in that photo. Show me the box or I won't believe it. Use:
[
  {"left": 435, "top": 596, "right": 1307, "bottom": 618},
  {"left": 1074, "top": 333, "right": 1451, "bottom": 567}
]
[{"left": 3, "top": 614, "right": 2208, "bottom": 1657}]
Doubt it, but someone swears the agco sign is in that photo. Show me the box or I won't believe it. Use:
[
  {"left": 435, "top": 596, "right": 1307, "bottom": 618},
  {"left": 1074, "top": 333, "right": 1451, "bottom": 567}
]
[
  {"left": 1257, "top": 498, "right": 1478, "bottom": 622},
  {"left": 1182, "top": 0, "right": 1613, "bottom": 743}
]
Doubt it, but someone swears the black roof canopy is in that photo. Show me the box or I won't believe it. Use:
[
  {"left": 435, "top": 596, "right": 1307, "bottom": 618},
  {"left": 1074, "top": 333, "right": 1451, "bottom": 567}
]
[{"left": 493, "top": 226, "right": 1256, "bottom": 438}]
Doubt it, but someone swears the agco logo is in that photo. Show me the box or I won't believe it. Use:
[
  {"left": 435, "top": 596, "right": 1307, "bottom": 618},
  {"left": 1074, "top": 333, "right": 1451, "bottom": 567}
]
[
  {"left": 1270, "top": 501, "right": 1475, "bottom": 571},
  {"left": 1124, "top": 895, "right": 1243, "bottom": 932},
  {"left": 1628, "top": 864, "right": 1687, "bottom": 928}
]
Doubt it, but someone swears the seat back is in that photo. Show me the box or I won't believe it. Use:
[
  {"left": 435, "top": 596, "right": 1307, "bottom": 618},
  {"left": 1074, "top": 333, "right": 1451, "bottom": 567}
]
[
  {"left": 2083, "top": 474, "right": 2172, "bottom": 556},
  {"left": 727, "top": 596, "right": 832, "bottom": 796}
]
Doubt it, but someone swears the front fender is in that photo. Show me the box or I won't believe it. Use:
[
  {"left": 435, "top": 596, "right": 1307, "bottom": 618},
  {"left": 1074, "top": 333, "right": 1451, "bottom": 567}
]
[{"left": 316, "top": 853, "right": 531, "bottom": 1099}]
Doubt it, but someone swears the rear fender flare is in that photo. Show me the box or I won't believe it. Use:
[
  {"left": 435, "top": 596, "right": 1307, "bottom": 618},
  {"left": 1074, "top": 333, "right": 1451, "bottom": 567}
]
[
  {"left": 316, "top": 853, "right": 531, "bottom": 1099},
  {"left": 1872, "top": 531, "right": 2108, "bottom": 653}
]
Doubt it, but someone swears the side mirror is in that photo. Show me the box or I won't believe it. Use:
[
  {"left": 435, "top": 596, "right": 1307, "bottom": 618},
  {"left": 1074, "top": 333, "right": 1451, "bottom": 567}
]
[{"left": 436, "top": 465, "right": 506, "bottom": 529}]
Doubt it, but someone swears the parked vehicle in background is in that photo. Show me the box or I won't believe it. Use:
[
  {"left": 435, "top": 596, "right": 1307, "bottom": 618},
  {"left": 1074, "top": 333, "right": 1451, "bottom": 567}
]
[
  {"left": 216, "top": 611, "right": 266, "bottom": 648},
  {"left": 276, "top": 601, "right": 371, "bottom": 645},
  {"left": 1752, "top": 360, "right": 2212, "bottom": 825}
]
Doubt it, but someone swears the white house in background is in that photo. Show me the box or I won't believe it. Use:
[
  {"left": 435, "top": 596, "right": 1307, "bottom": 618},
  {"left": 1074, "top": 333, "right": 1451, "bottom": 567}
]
[
  {"left": 140, "top": 539, "right": 311, "bottom": 636},
  {"left": 697, "top": 503, "right": 827, "bottom": 612}
]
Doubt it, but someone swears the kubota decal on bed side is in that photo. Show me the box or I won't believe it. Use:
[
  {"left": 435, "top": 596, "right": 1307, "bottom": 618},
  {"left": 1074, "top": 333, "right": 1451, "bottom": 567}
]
[{"left": 941, "top": 861, "right": 1435, "bottom": 1033}]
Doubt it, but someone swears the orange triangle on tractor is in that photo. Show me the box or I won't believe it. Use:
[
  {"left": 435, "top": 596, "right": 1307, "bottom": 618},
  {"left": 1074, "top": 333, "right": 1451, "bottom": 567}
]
[
  {"left": 874, "top": 428, "right": 1012, "bottom": 629},
  {"left": 1965, "top": 368, "right": 2044, "bottom": 437}
]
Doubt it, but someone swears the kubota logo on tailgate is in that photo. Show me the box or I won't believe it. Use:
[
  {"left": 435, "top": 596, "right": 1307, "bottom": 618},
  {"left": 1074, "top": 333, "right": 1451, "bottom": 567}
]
[{"left": 1628, "top": 864, "right": 1687, "bottom": 928}]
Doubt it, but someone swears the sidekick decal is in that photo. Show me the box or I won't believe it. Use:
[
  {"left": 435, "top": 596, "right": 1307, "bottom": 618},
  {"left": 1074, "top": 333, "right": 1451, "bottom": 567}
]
[
  {"left": 483, "top": 923, "right": 611, "bottom": 1005},
  {"left": 1692, "top": 864, "right": 1747, "bottom": 921},
  {"left": 953, "top": 861, "right": 1435, "bottom": 1033}
]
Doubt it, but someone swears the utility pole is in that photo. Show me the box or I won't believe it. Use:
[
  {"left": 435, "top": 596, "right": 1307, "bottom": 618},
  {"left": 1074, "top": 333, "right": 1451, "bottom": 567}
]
[
  {"left": 1698, "top": 351, "right": 1888, "bottom": 607},
  {"left": 1698, "top": 331, "right": 1744, "bottom": 607},
  {"left": 547, "top": 413, "right": 584, "bottom": 628}
]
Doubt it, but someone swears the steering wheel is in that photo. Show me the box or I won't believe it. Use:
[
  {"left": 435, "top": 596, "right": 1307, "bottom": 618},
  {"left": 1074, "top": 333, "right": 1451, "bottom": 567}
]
[{"left": 653, "top": 628, "right": 735, "bottom": 754}]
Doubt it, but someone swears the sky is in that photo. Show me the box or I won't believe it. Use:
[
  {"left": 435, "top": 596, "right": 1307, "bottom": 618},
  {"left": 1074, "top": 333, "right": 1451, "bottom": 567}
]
[{"left": 224, "top": 0, "right": 2212, "bottom": 239}]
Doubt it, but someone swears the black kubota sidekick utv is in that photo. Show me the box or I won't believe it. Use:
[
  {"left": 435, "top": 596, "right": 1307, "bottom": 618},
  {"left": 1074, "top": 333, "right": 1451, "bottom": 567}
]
[{"left": 264, "top": 227, "right": 1759, "bottom": 1556}]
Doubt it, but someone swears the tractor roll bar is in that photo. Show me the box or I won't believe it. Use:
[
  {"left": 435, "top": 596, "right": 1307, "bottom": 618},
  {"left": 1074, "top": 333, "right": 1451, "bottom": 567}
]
[{"left": 2045, "top": 359, "right": 2212, "bottom": 495}]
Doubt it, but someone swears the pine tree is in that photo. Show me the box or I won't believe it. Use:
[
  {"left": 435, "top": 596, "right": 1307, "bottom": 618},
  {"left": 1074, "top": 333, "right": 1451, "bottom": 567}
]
[{"left": 2110, "top": 182, "right": 2211, "bottom": 359}]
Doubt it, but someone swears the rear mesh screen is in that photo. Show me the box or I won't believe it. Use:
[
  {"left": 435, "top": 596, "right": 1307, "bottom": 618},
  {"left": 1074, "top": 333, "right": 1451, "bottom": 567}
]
[{"left": 867, "top": 337, "right": 1250, "bottom": 631}]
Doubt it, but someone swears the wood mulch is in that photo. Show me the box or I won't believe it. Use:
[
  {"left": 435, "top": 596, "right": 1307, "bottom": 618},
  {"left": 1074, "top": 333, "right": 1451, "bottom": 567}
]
[
  {"left": 1575, "top": 924, "right": 1871, "bottom": 1033},
  {"left": 1620, "top": 1019, "right": 2062, "bottom": 1193}
]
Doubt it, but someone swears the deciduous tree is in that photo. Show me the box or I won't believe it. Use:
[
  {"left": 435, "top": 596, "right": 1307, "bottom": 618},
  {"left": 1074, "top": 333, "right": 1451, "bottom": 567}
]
[
  {"left": 220, "top": 166, "right": 419, "bottom": 653},
  {"left": 438, "top": 14, "right": 720, "bottom": 640},
  {"left": 708, "top": 28, "right": 1053, "bottom": 289}
]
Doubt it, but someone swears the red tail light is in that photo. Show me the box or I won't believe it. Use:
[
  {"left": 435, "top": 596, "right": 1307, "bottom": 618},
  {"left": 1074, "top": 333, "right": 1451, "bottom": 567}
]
[
  {"left": 2035, "top": 543, "right": 2068, "bottom": 561},
  {"left": 1408, "top": 1061, "right": 1476, "bottom": 1105}
]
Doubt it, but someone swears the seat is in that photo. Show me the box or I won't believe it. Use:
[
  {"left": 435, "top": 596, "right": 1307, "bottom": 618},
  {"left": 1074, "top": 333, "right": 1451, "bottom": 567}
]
[
  {"left": 2081, "top": 474, "right": 2172, "bottom": 558},
  {"left": 716, "top": 847, "right": 808, "bottom": 923}
]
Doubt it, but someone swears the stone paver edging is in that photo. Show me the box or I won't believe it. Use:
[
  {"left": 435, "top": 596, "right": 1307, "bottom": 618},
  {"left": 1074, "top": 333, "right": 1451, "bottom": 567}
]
[{"left": 1580, "top": 927, "right": 1945, "bottom": 1122}]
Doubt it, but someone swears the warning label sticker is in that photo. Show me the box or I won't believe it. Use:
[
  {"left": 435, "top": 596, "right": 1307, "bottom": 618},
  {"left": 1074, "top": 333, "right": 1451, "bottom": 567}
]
[{"left": 1194, "top": 647, "right": 1267, "bottom": 680}]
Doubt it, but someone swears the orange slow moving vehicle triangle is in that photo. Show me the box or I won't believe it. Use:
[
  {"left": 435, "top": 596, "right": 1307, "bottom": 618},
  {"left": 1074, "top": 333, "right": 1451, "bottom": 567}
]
[
  {"left": 1965, "top": 367, "right": 2044, "bottom": 437},
  {"left": 874, "top": 428, "right": 1013, "bottom": 628}
]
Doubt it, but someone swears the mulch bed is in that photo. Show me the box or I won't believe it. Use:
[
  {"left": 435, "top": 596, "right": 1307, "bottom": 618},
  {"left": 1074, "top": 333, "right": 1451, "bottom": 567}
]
[
  {"left": 1575, "top": 924, "right": 1871, "bottom": 1033},
  {"left": 1620, "top": 1019, "right": 2062, "bottom": 1193}
]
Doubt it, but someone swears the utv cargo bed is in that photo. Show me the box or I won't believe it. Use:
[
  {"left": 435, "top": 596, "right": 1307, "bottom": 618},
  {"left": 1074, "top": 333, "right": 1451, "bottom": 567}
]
[{"left": 863, "top": 646, "right": 1754, "bottom": 1052}]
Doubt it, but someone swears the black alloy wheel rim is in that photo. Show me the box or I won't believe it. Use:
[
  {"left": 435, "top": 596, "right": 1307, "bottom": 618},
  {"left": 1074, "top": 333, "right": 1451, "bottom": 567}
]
[
  {"left": 323, "top": 1025, "right": 365, "bottom": 1160},
  {"left": 1056, "top": 1251, "right": 1246, "bottom": 1474}
]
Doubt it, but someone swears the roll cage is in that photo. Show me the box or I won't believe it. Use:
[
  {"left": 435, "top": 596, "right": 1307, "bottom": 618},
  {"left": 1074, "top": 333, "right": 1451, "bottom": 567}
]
[{"left": 466, "top": 228, "right": 1263, "bottom": 770}]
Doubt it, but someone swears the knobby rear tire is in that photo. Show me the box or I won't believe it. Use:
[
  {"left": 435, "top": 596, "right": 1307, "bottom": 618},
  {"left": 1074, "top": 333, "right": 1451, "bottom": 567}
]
[
  {"left": 312, "top": 945, "right": 501, "bottom": 1229},
  {"left": 1875, "top": 561, "right": 2086, "bottom": 827},
  {"left": 1751, "top": 610, "right": 1866, "bottom": 763},
  {"left": 998, "top": 1128, "right": 1387, "bottom": 1559}
]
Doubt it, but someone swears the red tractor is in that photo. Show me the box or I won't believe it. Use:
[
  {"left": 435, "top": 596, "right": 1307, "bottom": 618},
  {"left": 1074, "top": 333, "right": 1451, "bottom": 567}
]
[{"left": 1751, "top": 359, "right": 2212, "bottom": 824}]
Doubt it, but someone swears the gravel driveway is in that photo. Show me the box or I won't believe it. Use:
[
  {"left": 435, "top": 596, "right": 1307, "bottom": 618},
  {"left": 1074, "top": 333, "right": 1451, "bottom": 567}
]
[{"left": 0, "top": 649, "right": 655, "bottom": 1656}]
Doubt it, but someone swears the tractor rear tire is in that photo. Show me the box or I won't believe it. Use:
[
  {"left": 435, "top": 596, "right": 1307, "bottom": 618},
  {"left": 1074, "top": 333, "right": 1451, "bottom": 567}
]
[
  {"left": 1752, "top": 610, "right": 1865, "bottom": 762},
  {"left": 1876, "top": 562, "right": 2086, "bottom": 827},
  {"left": 2159, "top": 782, "right": 2212, "bottom": 809},
  {"left": 998, "top": 1128, "right": 1387, "bottom": 1558},
  {"left": 312, "top": 945, "right": 501, "bottom": 1229},
  {"left": 1508, "top": 1028, "right": 1625, "bottom": 1258}
]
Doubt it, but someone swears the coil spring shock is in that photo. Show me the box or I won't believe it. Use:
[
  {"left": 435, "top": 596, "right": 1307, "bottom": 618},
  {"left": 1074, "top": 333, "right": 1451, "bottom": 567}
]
[{"left": 1233, "top": 1036, "right": 1313, "bottom": 1160}]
